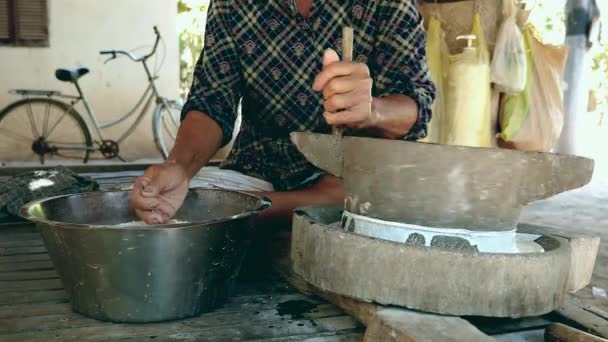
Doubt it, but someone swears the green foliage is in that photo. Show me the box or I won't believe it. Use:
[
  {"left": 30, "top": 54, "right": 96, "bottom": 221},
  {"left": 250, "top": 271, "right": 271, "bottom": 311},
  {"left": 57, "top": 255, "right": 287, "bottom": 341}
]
[
  {"left": 591, "top": 44, "right": 608, "bottom": 123},
  {"left": 177, "top": 0, "right": 209, "bottom": 97},
  {"left": 178, "top": 1, "right": 191, "bottom": 14}
]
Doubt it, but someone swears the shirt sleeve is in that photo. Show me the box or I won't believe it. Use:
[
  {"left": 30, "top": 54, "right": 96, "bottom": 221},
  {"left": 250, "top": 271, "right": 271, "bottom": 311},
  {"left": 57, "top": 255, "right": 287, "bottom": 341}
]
[
  {"left": 371, "top": 1, "right": 436, "bottom": 140},
  {"left": 181, "top": 1, "right": 242, "bottom": 147}
]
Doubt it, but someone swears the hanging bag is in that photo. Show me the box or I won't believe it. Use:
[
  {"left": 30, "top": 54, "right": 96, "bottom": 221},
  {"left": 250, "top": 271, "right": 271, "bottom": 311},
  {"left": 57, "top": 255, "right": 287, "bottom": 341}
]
[
  {"left": 442, "top": 13, "right": 493, "bottom": 148},
  {"left": 498, "top": 28, "right": 567, "bottom": 152},
  {"left": 491, "top": 0, "right": 527, "bottom": 94},
  {"left": 421, "top": 15, "right": 449, "bottom": 144}
]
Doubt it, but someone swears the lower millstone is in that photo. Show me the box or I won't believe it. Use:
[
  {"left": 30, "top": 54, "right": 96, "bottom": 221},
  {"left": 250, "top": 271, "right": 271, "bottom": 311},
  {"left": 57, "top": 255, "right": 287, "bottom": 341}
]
[{"left": 293, "top": 206, "right": 571, "bottom": 317}]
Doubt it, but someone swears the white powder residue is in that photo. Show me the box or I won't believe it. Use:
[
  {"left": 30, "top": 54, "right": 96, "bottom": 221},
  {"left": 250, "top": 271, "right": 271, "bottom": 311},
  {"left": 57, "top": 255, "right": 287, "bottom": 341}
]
[
  {"left": 29, "top": 179, "right": 55, "bottom": 191},
  {"left": 115, "top": 219, "right": 190, "bottom": 227}
]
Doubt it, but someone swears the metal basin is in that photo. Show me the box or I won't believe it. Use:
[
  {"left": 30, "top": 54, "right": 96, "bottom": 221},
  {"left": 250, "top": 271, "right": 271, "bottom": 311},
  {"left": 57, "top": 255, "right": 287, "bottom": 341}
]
[{"left": 20, "top": 189, "right": 271, "bottom": 323}]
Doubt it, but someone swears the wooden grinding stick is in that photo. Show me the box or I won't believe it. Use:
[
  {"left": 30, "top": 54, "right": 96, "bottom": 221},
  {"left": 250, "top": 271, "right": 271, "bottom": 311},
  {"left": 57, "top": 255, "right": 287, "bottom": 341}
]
[{"left": 332, "top": 26, "right": 354, "bottom": 137}]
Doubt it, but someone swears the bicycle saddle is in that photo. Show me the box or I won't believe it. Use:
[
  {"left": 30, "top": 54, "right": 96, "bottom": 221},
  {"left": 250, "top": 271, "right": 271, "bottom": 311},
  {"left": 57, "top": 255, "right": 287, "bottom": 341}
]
[{"left": 55, "top": 68, "right": 90, "bottom": 82}]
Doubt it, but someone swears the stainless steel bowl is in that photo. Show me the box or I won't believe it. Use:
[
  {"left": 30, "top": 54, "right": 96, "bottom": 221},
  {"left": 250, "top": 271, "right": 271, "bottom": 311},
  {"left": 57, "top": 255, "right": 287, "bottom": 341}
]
[{"left": 20, "top": 189, "right": 271, "bottom": 323}]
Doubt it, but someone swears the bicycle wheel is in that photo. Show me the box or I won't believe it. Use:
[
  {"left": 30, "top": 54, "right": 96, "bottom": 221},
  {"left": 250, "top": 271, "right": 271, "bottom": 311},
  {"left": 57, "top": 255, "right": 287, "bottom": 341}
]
[
  {"left": 153, "top": 100, "right": 182, "bottom": 160},
  {"left": 0, "top": 98, "right": 93, "bottom": 165}
]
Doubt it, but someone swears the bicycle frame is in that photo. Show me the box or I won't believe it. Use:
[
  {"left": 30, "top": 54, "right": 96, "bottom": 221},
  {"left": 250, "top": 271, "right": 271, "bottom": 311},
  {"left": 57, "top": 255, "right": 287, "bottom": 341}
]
[{"left": 55, "top": 50, "right": 170, "bottom": 152}]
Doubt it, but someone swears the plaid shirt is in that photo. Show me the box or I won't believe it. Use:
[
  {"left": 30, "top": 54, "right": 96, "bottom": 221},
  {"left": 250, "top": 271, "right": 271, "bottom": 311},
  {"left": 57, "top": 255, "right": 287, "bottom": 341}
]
[{"left": 182, "top": 0, "right": 435, "bottom": 191}]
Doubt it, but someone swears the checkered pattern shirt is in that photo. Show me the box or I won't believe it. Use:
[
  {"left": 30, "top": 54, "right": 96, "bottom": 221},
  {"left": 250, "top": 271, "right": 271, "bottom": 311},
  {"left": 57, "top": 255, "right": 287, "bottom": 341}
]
[{"left": 182, "top": 0, "right": 435, "bottom": 191}]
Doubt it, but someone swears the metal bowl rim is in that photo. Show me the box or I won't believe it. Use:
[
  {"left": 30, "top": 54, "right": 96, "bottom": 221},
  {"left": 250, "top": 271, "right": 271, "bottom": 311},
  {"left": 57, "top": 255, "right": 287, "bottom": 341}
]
[{"left": 19, "top": 188, "right": 272, "bottom": 230}]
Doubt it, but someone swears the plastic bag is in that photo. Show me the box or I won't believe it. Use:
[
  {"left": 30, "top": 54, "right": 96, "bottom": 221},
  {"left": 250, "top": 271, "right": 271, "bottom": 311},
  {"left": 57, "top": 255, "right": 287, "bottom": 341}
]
[
  {"left": 491, "top": 0, "right": 527, "bottom": 94},
  {"left": 442, "top": 13, "right": 493, "bottom": 148},
  {"left": 420, "top": 15, "right": 449, "bottom": 144},
  {"left": 498, "top": 27, "right": 567, "bottom": 152}
]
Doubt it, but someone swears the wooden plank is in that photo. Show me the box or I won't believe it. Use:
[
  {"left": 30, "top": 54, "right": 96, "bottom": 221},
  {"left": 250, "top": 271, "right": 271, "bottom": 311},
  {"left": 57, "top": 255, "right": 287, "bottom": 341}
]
[
  {"left": 0, "top": 303, "right": 346, "bottom": 334},
  {"left": 0, "top": 293, "right": 325, "bottom": 320},
  {"left": 0, "top": 260, "right": 53, "bottom": 272},
  {"left": 545, "top": 323, "right": 608, "bottom": 342},
  {"left": 0, "top": 246, "right": 47, "bottom": 256},
  {"left": 0, "top": 312, "right": 359, "bottom": 342},
  {"left": 519, "top": 224, "right": 601, "bottom": 292},
  {"left": 0, "top": 269, "right": 58, "bottom": 281},
  {"left": 0, "top": 278, "right": 63, "bottom": 292},
  {"left": 273, "top": 256, "right": 374, "bottom": 322},
  {"left": 0, "top": 312, "right": 107, "bottom": 335},
  {"left": 493, "top": 329, "right": 545, "bottom": 341},
  {"left": 0, "top": 253, "right": 50, "bottom": 264},
  {"left": 364, "top": 308, "right": 495, "bottom": 342},
  {"left": 0, "top": 232, "right": 41, "bottom": 239},
  {"left": 273, "top": 256, "right": 494, "bottom": 342},
  {"left": 227, "top": 292, "right": 323, "bottom": 306},
  {"left": 556, "top": 297, "right": 608, "bottom": 338},
  {"left": 0, "top": 289, "right": 67, "bottom": 305},
  {"left": 261, "top": 333, "right": 363, "bottom": 341},
  {"left": 0, "top": 239, "right": 44, "bottom": 248},
  {"left": 107, "top": 331, "right": 364, "bottom": 342},
  {"left": 0, "top": 233, "right": 43, "bottom": 243},
  {"left": 0, "top": 302, "right": 71, "bottom": 319},
  {"left": 0, "top": 224, "right": 38, "bottom": 233},
  {"left": 0, "top": 293, "right": 328, "bottom": 317}
]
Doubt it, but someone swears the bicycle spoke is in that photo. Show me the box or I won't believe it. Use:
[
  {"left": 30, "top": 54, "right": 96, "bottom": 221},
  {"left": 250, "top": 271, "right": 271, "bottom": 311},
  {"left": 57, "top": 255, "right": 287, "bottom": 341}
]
[
  {"left": 42, "top": 101, "right": 52, "bottom": 138},
  {"left": 24, "top": 102, "right": 41, "bottom": 138},
  {"left": 45, "top": 110, "right": 70, "bottom": 139},
  {"left": 163, "top": 119, "right": 177, "bottom": 141},
  {"left": 163, "top": 109, "right": 179, "bottom": 140},
  {"left": 0, "top": 126, "right": 33, "bottom": 143},
  {"left": 166, "top": 109, "right": 180, "bottom": 128},
  {"left": 13, "top": 106, "right": 31, "bottom": 130}
]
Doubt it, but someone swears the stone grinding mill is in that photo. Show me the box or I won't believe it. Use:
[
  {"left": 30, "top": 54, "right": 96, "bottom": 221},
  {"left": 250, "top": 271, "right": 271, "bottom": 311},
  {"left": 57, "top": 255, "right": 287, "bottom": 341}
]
[{"left": 289, "top": 132, "right": 595, "bottom": 318}]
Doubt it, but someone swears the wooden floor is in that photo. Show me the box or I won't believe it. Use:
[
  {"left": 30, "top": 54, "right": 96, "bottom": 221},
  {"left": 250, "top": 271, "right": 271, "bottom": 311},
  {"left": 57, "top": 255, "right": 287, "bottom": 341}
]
[{"left": 0, "top": 223, "right": 363, "bottom": 342}]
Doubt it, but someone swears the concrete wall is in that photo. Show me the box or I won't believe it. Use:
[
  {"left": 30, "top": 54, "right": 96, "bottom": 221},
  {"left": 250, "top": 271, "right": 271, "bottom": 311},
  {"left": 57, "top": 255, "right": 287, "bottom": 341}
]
[{"left": 0, "top": 0, "right": 180, "bottom": 161}]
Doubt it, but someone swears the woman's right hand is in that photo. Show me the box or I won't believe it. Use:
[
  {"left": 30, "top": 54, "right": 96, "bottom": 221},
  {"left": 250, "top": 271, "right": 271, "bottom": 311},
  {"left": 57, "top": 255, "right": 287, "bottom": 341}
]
[{"left": 130, "top": 161, "right": 189, "bottom": 224}]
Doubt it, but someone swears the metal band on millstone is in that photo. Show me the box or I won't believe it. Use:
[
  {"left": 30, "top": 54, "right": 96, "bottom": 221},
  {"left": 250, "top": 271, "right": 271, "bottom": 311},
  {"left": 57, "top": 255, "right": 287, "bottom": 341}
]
[
  {"left": 341, "top": 210, "right": 524, "bottom": 253},
  {"left": 291, "top": 206, "right": 571, "bottom": 318},
  {"left": 340, "top": 211, "right": 546, "bottom": 254}
]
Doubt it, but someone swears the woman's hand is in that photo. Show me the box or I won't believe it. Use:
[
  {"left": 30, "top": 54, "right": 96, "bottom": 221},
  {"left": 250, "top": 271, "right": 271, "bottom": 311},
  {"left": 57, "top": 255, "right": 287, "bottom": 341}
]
[
  {"left": 312, "top": 49, "right": 377, "bottom": 130},
  {"left": 312, "top": 49, "right": 419, "bottom": 139}
]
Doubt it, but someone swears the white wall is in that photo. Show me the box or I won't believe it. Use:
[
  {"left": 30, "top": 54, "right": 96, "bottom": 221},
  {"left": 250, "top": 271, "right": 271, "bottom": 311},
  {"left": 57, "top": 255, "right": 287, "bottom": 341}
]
[{"left": 0, "top": 0, "right": 180, "bottom": 160}]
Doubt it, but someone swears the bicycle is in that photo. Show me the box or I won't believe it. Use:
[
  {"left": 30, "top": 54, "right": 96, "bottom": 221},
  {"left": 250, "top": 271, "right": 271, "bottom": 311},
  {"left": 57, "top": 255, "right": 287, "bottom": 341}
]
[{"left": 0, "top": 26, "right": 181, "bottom": 164}]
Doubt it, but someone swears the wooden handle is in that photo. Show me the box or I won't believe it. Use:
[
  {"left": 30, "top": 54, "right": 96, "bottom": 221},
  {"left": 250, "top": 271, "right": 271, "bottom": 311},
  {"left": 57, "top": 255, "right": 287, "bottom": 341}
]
[
  {"left": 342, "top": 26, "right": 354, "bottom": 62},
  {"left": 332, "top": 27, "right": 354, "bottom": 137}
]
